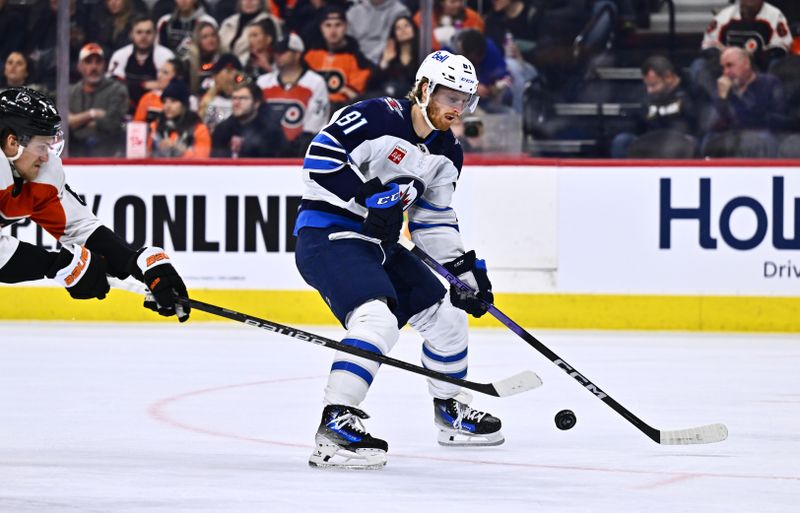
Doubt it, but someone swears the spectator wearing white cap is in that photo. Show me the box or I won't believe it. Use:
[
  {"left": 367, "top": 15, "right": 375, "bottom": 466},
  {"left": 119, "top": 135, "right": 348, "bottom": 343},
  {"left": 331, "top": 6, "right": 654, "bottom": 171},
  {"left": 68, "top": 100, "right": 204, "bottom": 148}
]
[
  {"left": 68, "top": 42, "right": 130, "bottom": 157},
  {"left": 257, "top": 33, "right": 330, "bottom": 155}
]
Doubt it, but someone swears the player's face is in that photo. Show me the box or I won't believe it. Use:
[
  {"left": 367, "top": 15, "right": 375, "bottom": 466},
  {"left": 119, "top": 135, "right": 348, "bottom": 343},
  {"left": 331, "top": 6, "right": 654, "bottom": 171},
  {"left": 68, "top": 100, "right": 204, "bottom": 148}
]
[
  {"left": 131, "top": 20, "right": 156, "bottom": 51},
  {"left": 321, "top": 19, "right": 346, "bottom": 47},
  {"left": 5, "top": 134, "right": 64, "bottom": 180},
  {"left": 427, "top": 86, "right": 471, "bottom": 130}
]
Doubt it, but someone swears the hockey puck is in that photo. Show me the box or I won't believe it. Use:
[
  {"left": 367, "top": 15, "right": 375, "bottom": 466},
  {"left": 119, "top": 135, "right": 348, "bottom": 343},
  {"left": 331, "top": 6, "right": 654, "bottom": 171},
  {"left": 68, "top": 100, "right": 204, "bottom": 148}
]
[{"left": 555, "top": 409, "right": 576, "bottom": 430}]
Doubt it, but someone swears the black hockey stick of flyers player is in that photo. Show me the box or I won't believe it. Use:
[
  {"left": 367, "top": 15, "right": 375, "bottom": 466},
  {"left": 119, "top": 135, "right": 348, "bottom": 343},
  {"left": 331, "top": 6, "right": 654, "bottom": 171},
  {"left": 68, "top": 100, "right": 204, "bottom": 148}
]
[
  {"left": 108, "top": 278, "right": 542, "bottom": 398},
  {"left": 399, "top": 239, "right": 728, "bottom": 445},
  {"left": 182, "top": 298, "right": 541, "bottom": 398}
]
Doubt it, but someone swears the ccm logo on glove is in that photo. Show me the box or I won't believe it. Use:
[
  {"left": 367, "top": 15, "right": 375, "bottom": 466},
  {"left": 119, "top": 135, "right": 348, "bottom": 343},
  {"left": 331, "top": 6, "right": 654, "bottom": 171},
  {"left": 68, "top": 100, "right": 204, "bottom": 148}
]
[
  {"left": 367, "top": 187, "right": 402, "bottom": 207},
  {"left": 355, "top": 178, "right": 405, "bottom": 243}
]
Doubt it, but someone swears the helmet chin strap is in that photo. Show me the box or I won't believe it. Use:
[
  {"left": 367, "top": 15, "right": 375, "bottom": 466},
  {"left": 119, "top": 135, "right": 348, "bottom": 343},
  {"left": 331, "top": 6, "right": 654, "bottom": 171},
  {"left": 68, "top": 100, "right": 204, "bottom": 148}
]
[
  {"left": 7, "top": 144, "right": 24, "bottom": 163},
  {"left": 414, "top": 83, "right": 438, "bottom": 132}
]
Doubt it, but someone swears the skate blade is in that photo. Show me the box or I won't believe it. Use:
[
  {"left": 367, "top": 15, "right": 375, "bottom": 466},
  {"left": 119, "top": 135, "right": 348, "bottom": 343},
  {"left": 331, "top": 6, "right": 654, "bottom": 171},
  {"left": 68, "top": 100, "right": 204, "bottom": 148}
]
[
  {"left": 437, "top": 428, "right": 505, "bottom": 447},
  {"left": 308, "top": 444, "right": 387, "bottom": 470}
]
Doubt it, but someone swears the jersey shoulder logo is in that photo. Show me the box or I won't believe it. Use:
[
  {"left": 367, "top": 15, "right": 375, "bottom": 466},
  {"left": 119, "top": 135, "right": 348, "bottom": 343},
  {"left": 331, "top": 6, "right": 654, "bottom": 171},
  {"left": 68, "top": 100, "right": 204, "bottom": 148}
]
[
  {"left": 383, "top": 97, "right": 404, "bottom": 117},
  {"left": 388, "top": 145, "right": 407, "bottom": 164}
]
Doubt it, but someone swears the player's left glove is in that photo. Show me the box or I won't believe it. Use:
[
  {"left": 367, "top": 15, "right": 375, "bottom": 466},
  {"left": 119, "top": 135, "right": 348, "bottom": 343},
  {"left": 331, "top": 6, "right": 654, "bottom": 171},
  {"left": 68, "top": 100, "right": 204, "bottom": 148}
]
[
  {"left": 47, "top": 246, "right": 110, "bottom": 300},
  {"left": 442, "top": 250, "right": 493, "bottom": 318},
  {"left": 354, "top": 178, "right": 404, "bottom": 243},
  {"left": 128, "top": 247, "right": 190, "bottom": 322}
]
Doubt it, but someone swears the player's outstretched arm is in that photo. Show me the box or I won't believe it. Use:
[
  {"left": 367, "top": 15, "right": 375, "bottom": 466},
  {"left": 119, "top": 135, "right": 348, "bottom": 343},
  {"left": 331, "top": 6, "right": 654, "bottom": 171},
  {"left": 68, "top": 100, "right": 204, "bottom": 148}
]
[{"left": 0, "top": 236, "right": 110, "bottom": 299}]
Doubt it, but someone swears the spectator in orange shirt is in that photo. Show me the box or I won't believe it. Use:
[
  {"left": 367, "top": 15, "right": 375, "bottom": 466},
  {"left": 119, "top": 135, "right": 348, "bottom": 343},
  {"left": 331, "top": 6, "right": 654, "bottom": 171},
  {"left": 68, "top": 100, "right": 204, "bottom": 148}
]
[
  {"left": 133, "top": 58, "right": 189, "bottom": 123},
  {"left": 413, "top": 0, "right": 485, "bottom": 49},
  {"left": 148, "top": 79, "right": 211, "bottom": 158},
  {"left": 304, "top": 6, "right": 373, "bottom": 110}
]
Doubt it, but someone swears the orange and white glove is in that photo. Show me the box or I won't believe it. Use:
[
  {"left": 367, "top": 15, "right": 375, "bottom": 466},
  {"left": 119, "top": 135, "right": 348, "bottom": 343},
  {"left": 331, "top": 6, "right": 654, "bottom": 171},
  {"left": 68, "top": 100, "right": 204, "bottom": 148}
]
[
  {"left": 47, "top": 246, "right": 110, "bottom": 300},
  {"left": 129, "top": 247, "right": 190, "bottom": 322}
]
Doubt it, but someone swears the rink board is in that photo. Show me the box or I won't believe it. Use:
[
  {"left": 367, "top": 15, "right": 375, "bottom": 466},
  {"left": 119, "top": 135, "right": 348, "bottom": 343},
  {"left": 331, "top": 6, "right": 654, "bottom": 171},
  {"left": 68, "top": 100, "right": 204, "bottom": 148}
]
[{"left": 1, "top": 159, "right": 798, "bottom": 331}]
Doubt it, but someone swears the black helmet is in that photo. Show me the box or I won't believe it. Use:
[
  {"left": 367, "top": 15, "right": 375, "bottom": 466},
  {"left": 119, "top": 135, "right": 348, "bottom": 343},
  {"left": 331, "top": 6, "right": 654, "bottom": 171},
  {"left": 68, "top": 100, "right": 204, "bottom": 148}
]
[{"left": 0, "top": 87, "right": 62, "bottom": 141}]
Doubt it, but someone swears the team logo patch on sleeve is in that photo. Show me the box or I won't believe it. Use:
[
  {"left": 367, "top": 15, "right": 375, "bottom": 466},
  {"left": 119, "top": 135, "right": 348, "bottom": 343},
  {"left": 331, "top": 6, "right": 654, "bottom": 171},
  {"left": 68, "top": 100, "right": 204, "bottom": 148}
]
[
  {"left": 388, "top": 145, "right": 407, "bottom": 164},
  {"left": 383, "top": 97, "right": 404, "bottom": 117}
]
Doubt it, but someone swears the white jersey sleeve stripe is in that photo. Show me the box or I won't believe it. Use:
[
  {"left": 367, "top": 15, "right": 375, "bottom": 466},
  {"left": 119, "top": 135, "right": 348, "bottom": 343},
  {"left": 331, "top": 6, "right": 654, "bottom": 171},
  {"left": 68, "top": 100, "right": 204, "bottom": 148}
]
[{"left": 310, "top": 141, "right": 347, "bottom": 153}]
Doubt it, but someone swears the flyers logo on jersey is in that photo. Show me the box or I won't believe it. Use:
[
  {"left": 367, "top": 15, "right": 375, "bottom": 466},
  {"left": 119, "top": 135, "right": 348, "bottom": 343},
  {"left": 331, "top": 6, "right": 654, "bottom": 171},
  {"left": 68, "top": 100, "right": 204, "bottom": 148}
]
[{"left": 388, "top": 145, "right": 407, "bottom": 164}]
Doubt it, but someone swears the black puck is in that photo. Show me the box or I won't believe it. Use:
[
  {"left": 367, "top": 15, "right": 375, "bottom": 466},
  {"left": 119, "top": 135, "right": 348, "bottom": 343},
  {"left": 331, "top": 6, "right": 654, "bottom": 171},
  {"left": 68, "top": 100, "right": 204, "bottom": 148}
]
[{"left": 555, "top": 409, "right": 576, "bottom": 430}]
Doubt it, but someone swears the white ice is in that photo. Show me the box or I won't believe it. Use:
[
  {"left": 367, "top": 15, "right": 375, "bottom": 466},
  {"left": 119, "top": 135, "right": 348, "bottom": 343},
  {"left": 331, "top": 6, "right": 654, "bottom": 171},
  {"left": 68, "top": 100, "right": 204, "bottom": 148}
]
[{"left": 1, "top": 321, "right": 798, "bottom": 513}]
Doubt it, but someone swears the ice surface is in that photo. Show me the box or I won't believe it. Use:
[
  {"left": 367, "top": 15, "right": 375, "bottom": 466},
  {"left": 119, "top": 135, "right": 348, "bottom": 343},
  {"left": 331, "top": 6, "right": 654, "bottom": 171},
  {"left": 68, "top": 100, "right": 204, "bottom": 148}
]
[{"left": 1, "top": 322, "right": 797, "bottom": 513}]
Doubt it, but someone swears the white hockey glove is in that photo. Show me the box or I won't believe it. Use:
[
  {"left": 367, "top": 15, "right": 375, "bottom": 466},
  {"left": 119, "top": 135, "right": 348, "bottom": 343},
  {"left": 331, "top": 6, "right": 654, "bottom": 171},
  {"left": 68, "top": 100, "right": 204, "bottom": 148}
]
[
  {"left": 128, "top": 247, "right": 190, "bottom": 322},
  {"left": 442, "top": 250, "right": 494, "bottom": 318},
  {"left": 46, "top": 246, "right": 110, "bottom": 300}
]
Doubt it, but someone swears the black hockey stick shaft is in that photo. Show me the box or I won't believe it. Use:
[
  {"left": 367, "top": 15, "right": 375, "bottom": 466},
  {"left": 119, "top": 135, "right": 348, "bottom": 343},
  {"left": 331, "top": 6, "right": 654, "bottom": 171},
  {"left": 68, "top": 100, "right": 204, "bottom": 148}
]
[
  {"left": 178, "top": 297, "right": 511, "bottom": 398},
  {"left": 402, "top": 242, "right": 666, "bottom": 442}
]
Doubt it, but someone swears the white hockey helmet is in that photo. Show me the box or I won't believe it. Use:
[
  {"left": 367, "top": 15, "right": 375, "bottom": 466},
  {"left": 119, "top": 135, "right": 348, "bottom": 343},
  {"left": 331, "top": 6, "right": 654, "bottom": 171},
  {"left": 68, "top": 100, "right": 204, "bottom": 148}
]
[{"left": 414, "top": 50, "right": 479, "bottom": 129}]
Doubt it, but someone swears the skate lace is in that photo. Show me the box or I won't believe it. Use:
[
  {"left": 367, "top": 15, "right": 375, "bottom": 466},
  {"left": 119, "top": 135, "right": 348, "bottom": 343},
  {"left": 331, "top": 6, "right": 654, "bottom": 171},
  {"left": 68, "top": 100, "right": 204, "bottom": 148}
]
[
  {"left": 452, "top": 401, "right": 487, "bottom": 429},
  {"left": 328, "top": 412, "right": 368, "bottom": 436}
]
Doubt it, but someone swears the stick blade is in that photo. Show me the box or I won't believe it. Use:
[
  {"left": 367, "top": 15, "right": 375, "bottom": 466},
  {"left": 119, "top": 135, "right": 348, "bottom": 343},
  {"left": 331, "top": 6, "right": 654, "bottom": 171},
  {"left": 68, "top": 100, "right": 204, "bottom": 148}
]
[
  {"left": 492, "top": 370, "right": 543, "bottom": 397},
  {"left": 659, "top": 423, "right": 729, "bottom": 445}
]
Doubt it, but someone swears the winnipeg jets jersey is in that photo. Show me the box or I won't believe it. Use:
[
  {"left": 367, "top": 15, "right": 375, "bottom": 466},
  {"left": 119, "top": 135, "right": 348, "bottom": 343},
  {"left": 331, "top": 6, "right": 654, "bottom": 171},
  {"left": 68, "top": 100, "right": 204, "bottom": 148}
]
[
  {"left": 296, "top": 97, "right": 467, "bottom": 263},
  {"left": 0, "top": 156, "right": 101, "bottom": 270}
]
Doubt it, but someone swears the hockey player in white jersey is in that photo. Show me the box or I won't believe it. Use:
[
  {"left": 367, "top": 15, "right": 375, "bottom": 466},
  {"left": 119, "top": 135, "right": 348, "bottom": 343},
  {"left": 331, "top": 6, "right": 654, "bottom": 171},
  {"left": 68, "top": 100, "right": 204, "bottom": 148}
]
[
  {"left": 294, "top": 51, "right": 500, "bottom": 469},
  {"left": 0, "top": 87, "right": 190, "bottom": 320}
]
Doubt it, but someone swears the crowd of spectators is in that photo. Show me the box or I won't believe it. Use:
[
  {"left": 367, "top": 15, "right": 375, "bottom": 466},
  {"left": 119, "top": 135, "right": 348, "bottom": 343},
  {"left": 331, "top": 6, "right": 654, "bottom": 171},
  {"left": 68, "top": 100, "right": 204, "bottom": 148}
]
[
  {"left": 0, "top": 0, "right": 797, "bottom": 158},
  {"left": 607, "top": 0, "right": 798, "bottom": 158}
]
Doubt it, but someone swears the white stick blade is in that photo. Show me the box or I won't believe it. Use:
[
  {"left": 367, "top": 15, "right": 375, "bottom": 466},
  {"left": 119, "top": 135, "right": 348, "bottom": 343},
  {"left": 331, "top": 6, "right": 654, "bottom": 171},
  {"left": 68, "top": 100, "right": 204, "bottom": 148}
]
[
  {"left": 659, "top": 423, "right": 729, "bottom": 445},
  {"left": 493, "top": 371, "right": 543, "bottom": 397}
]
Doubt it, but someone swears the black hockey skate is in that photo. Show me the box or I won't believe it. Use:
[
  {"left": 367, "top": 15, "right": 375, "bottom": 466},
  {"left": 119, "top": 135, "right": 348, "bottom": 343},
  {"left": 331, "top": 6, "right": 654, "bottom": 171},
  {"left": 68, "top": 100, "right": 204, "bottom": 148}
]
[
  {"left": 434, "top": 395, "right": 504, "bottom": 446},
  {"left": 308, "top": 405, "right": 388, "bottom": 470}
]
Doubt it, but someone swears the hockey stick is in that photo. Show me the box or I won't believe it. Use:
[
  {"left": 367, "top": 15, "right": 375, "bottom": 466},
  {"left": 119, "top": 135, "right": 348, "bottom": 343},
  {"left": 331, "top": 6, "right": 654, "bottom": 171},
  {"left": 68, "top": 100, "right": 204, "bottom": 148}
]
[
  {"left": 109, "top": 278, "right": 542, "bottom": 398},
  {"left": 399, "top": 239, "right": 728, "bottom": 445}
]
